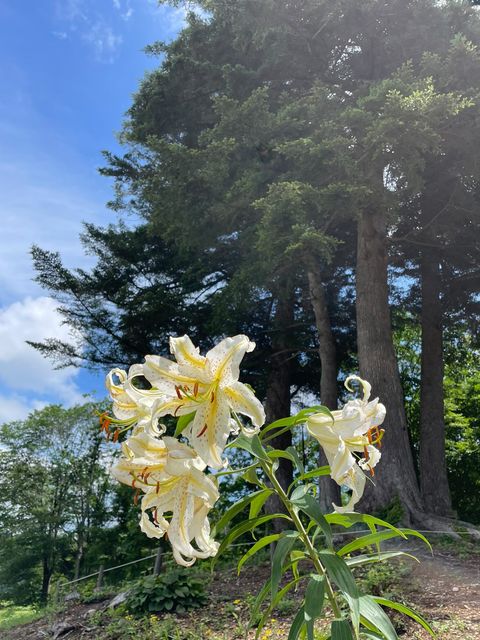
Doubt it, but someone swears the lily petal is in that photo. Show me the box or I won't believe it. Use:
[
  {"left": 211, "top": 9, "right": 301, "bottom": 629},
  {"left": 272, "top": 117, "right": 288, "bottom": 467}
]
[
  {"left": 185, "top": 394, "right": 232, "bottom": 469},
  {"left": 205, "top": 335, "right": 255, "bottom": 387},
  {"left": 223, "top": 381, "right": 265, "bottom": 428}
]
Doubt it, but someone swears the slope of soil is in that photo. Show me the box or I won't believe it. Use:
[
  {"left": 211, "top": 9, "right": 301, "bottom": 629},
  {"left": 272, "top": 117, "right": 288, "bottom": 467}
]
[{"left": 4, "top": 540, "right": 480, "bottom": 640}]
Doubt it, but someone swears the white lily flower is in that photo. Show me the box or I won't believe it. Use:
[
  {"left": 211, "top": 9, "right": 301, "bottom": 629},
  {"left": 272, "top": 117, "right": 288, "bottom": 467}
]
[
  {"left": 307, "top": 375, "right": 386, "bottom": 513},
  {"left": 140, "top": 467, "right": 220, "bottom": 566},
  {"left": 142, "top": 335, "right": 266, "bottom": 469},
  {"left": 110, "top": 433, "right": 205, "bottom": 490},
  {"left": 104, "top": 366, "right": 166, "bottom": 437}
]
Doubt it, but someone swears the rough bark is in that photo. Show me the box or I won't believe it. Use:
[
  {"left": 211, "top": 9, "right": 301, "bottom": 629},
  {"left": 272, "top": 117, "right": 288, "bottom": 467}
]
[
  {"left": 356, "top": 208, "right": 423, "bottom": 519},
  {"left": 419, "top": 250, "right": 453, "bottom": 516},
  {"left": 305, "top": 262, "right": 341, "bottom": 511}
]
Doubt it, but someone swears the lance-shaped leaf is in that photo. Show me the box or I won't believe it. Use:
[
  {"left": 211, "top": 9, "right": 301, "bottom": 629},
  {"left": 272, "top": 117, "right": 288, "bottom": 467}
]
[
  {"left": 304, "top": 575, "right": 326, "bottom": 640},
  {"left": 318, "top": 550, "right": 359, "bottom": 633},
  {"left": 338, "top": 528, "right": 431, "bottom": 557},
  {"left": 214, "top": 488, "right": 272, "bottom": 533},
  {"left": 359, "top": 595, "right": 398, "bottom": 640},
  {"left": 331, "top": 619, "right": 354, "bottom": 640},
  {"left": 288, "top": 606, "right": 306, "bottom": 640},
  {"left": 237, "top": 534, "right": 281, "bottom": 573},
  {"left": 373, "top": 598, "right": 435, "bottom": 636},
  {"left": 291, "top": 485, "right": 332, "bottom": 546},
  {"left": 271, "top": 531, "right": 299, "bottom": 600},
  {"left": 213, "top": 513, "right": 292, "bottom": 566}
]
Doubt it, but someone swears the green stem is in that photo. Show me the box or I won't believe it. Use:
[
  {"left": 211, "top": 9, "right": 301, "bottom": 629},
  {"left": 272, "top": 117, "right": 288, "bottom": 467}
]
[{"left": 261, "top": 460, "right": 342, "bottom": 619}]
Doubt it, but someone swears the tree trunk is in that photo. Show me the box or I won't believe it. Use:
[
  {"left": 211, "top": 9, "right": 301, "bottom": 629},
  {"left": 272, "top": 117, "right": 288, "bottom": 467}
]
[
  {"left": 74, "top": 535, "right": 85, "bottom": 581},
  {"left": 305, "top": 262, "right": 341, "bottom": 511},
  {"left": 356, "top": 208, "right": 423, "bottom": 519},
  {"left": 40, "top": 558, "right": 52, "bottom": 605},
  {"left": 264, "top": 287, "right": 294, "bottom": 532},
  {"left": 419, "top": 250, "right": 453, "bottom": 516}
]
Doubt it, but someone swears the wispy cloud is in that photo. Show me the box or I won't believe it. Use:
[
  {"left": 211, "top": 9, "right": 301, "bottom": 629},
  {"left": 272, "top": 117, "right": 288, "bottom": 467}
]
[
  {"left": 54, "top": 0, "right": 123, "bottom": 63},
  {"left": 83, "top": 21, "right": 123, "bottom": 63},
  {"left": 112, "top": 0, "right": 134, "bottom": 22}
]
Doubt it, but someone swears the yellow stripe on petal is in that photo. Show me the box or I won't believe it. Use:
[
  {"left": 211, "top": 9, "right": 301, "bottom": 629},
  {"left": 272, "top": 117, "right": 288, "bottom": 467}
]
[{"left": 223, "top": 381, "right": 265, "bottom": 427}]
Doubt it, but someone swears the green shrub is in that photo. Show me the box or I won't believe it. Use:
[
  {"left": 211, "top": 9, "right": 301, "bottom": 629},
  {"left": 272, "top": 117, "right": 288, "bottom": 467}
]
[{"left": 126, "top": 570, "right": 208, "bottom": 614}]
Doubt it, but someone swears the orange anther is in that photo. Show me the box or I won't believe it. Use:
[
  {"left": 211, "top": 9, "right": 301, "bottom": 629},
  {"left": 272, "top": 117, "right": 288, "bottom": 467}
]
[
  {"left": 193, "top": 382, "right": 199, "bottom": 397},
  {"left": 113, "top": 429, "right": 120, "bottom": 443},
  {"left": 175, "top": 386, "right": 183, "bottom": 399},
  {"left": 210, "top": 392, "right": 215, "bottom": 403},
  {"left": 133, "top": 490, "right": 140, "bottom": 505}
]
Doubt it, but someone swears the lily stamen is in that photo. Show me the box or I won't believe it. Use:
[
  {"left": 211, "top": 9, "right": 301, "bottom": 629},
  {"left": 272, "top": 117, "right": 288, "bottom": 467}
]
[{"left": 197, "top": 424, "right": 208, "bottom": 437}]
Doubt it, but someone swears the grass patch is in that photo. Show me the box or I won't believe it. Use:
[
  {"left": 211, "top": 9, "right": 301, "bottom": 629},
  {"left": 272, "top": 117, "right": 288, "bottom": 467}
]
[{"left": 0, "top": 603, "right": 44, "bottom": 631}]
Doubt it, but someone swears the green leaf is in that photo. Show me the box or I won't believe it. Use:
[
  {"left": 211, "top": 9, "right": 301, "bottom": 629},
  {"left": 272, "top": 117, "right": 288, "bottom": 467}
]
[
  {"left": 261, "top": 406, "right": 332, "bottom": 442},
  {"left": 337, "top": 528, "right": 430, "bottom": 557},
  {"left": 174, "top": 411, "right": 195, "bottom": 437},
  {"left": 268, "top": 449, "right": 298, "bottom": 465},
  {"left": 288, "top": 606, "right": 306, "bottom": 640},
  {"left": 318, "top": 550, "right": 359, "bottom": 632},
  {"left": 213, "top": 513, "right": 292, "bottom": 567},
  {"left": 232, "top": 432, "right": 269, "bottom": 461},
  {"left": 331, "top": 619, "right": 354, "bottom": 640},
  {"left": 290, "top": 549, "right": 306, "bottom": 581},
  {"left": 290, "top": 466, "right": 331, "bottom": 490},
  {"left": 250, "top": 489, "right": 273, "bottom": 519},
  {"left": 345, "top": 551, "right": 418, "bottom": 568},
  {"left": 214, "top": 489, "right": 272, "bottom": 533},
  {"left": 325, "top": 513, "right": 406, "bottom": 540},
  {"left": 373, "top": 598, "right": 435, "bottom": 636},
  {"left": 237, "top": 534, "right": 281, "bottom": 574},
  {"left": 304, "top": 575, "right": 325, "bottom": 640},
  {"left": 271, "top": 531, "right": 299, "bottom": 600},
  {"left": 256, "top": 577, "right": 304, "bottom": 639},
  {"left": 359, "top": 595, "right": 398, "bottom": 640},
  {"left": 286, "top": 445, "right": 305, "bottom": 474},
  {"left": 291, "top": 486, "right": 332, "bottom": 546},
  {"left": 242, "top": 465, "right": 266, "bottom": 487}
]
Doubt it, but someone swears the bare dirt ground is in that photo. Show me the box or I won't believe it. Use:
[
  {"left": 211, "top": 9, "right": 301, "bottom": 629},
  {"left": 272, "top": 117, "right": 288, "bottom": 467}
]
[{"left": 4, "top": 540, "right": 480, "bottom": 640}]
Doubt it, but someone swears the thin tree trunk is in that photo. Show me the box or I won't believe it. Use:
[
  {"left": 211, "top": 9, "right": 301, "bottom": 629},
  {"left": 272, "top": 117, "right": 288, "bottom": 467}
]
[
  {"left": 265, "top": 286, "right": 294, "bottom": 532},
  {"left": 305, "top": 262, "right": 341, "bottom": 511},
  {"left": 74, "top": 534, "right": 85, "bottom": 581},
  {"left": 40, "top": 558, "right": 52, "bottom": 605},
  {"left": 419, "top": 250, "right": 453, "bottom": 516},
  {"left": 356, "top": 208, "right": 423, "bottom": 519}
]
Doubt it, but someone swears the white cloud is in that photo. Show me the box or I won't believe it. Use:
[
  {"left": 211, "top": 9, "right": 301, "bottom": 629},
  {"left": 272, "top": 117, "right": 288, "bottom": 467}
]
[
  {"left": 83, "top": 22, "right": 123, "bottom": 63},
  {"left": 0, "top": 296, "right": 85, "bottom": 423},
  {"left": 54, "top": 0, "right": 123, "bottom": 62},
  {"left": 112, "top": 0, "right": 134, "bottom": 22}
]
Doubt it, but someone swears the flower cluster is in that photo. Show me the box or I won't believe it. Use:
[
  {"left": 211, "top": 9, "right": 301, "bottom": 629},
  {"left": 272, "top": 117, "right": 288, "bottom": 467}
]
[
  {"left": 105, "top": 334, "right": 386, "bottom": 565},
  {"left": 105, "top": 335, "right": 265, "bottom": 565},
  {"left": 307, "top": 376, "right": 386, "bottom": 513}
]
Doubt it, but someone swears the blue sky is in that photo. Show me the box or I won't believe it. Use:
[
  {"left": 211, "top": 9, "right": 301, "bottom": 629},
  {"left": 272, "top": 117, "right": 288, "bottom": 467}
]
[{"left": 0, "top": 0, "right": 186, "bottom": 422}]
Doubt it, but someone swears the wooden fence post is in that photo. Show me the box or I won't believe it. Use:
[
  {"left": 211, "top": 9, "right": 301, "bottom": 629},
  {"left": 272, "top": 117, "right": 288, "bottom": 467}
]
[
  {"left": 153, "top": 547, "right": 163, "bottom": 576},
  {"left": 95, "top": 564, "right": 105, "bottom": 591}
]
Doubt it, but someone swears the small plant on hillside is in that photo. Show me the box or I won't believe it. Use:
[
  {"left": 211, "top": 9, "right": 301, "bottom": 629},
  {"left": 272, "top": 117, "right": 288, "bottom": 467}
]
[
  {"left": 126, "top": 571, "right": 207, "bottom": 614},
  {"left": 103, "top": 334, "right": 435, "bottom": 639}
]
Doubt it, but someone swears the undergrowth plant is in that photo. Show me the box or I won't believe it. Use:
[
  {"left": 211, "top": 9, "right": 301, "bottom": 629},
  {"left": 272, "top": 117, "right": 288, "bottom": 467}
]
[
  {"left": 126, "top": 571, "right": 207, "bottom": 614},
  {"left": 103, "top": 334, "right": 435, "bottom": 639}
]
